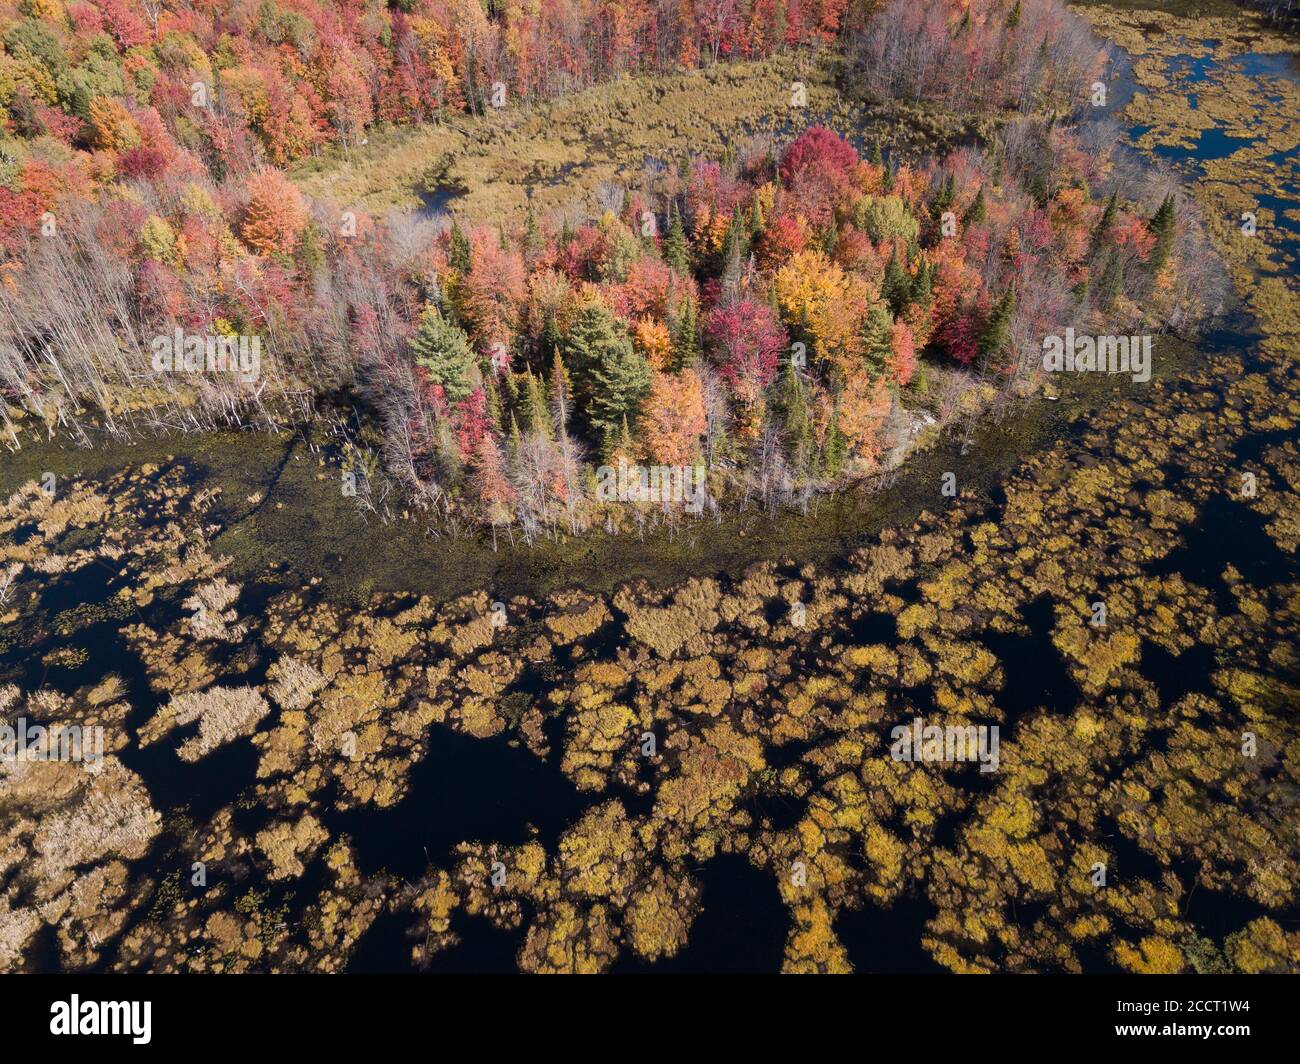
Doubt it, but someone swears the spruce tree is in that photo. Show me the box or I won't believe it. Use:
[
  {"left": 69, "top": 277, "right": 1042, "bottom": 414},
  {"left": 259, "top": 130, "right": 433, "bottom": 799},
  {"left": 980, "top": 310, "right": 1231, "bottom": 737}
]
[
  {"left": 524, "top": 369, "right": 553, "bottom": 438},
  {"left": 1148, "top": 193, "right": 1176, "bottom": 274},
  {"left": 1091, "top": 190, "right": 1118, "bottom": 253},
  {"left": 1098, "top": 251, "right": 1125, "bottom": 310},
  {"left": 977, "top": 285, "right": 1016, "bottom": 376},
  {"left": 862, "top": 304, "right": 895, "bottom": 379},
  {"left": 449, "top": 221, "right": 472, "bottom": 274},
  {"left": 963, "top": 186, "right": 987, "bottom": 227},
  {"left": 883, "top": 250, "right": 911, "bottom": 316},
  {"left": 777, "top": 363, "right": 813, "bottom": 476},
  {"left": 911, "top": 261, "right": 933, "bottom": 305},
  {"left": 410, "top": 306, "right": 476, "bottom": 402},
  {"left": 563, "top": 301, "right": 650, "bottom": 457},
  {"left": 822, "top": 412, "right": 848, "bottom": 478},
  {"left": 931, "top": 174, "right": 956, "bottom": 220},
  {"left": 672, "top": 294, "right": 700, "bottom": 369},
  {"left": 663, "top": 203, "right": 691, "bottom": 276},
  {"left": 522, "top": 201, "right": 544, "bottom": 260}
]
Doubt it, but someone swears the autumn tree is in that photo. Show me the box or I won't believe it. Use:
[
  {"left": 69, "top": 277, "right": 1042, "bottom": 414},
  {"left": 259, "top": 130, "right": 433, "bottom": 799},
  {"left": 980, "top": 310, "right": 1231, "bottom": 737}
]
[
  {"left": 241, "top": 169, "right": 308, "bottom": 256},
  {"left": 641, "top": 369, "right": 706, "bottom": 465}
]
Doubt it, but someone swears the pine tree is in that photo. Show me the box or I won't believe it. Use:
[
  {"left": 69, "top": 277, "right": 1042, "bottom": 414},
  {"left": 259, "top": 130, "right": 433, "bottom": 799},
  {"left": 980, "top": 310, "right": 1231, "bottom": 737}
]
[
  {"left": 672, "top": 293, "right": 700, "bottom": 369},
  {"left": 410, "top": 306, "right": 477, "bottom": 402},
  {"left": 963, "top": 186, "right": 987, "bottom": 227},
  {"left": 663, "top": 203, "right": 690, "bottom": 276},
  {"left": 869, "top": 138, "right": 884, "bottom": 169},
  {"left": 1148, "top": 194, "right": 1176, "bottom": 274},
  {"left": 1091, "top": 190, "right": 1118, "bottom": 253},
  {"left": 1098, "top": 251, "right": 1125, "bottom": 310},
  {"left": 862, "top": 304, "right": 894, "bottom": 379},
  {"left": 776, "top": 363, "right": 813, "bottom": 475},
  {"left": 563, "top": 301, "right": 650, "bottom": 457},
  {"left": 1008, "top": 0, "right": 1022, "bottom": 29},
  {"left": 449, "top": 221, "right": 472, "bottom": 274},
  {"left": 883, "top": 251, "right": 911, "bottom": 316},
  {"left": 911, "top": 261, "right": 933, "bottom": 305},
  {"left": 977, "top": 285, "right": 1017, "bottom": 376},
  {"left": 524, "top": 369, "right": 553, "bottom": 438}
]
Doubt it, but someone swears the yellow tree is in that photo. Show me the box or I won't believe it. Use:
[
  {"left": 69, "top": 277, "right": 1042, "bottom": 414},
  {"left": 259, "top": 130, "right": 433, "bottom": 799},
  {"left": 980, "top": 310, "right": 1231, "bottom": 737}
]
[
  {"left": 773, "top": 250, "right": 872, "bottom": 373},
  {"left": 641, "top": 369, "right": 706, "bottom": 466}
]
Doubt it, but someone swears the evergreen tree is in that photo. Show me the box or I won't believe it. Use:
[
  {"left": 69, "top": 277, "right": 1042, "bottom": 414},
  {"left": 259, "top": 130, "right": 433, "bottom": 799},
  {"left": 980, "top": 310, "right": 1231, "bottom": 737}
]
[
  {"left": 822, "top": 411, "right": 848, "bottom": 478},
  {"left": 549, "top": 347, "right": 573, "bottom": 430},
  {"left": 1098, "top": 251, "right": 1125, "bottom": 310},
  {"left": 1008, "top": 0, "right": 1022, "bottom": 29},
  {"left": 963, "top": 186, "right": 987, "bottom": 227},
  {"left": 776, "top": 363, "right": 814, "bottom": 475},
  {"left": 862, "top": 304, "right": 895, "bottom": 379},
  {"left": 977, "top": 285, "right": 1016, "bottom": 376},
  {"left": 883, "top": 250, "right": 911, "bottom": 316},
  {"left": 522, "top": 200, "right": 544, "bottom": 261},
  {"left": 911, "top": 261, "right": 933, "bottom": 305},
  {"left": 449, "top": 221, "right": 472, "bottom": 274},
  {"left": 1148, "top": 193, "right": 1176, "bottom": 274},
  {"left": 931, "top": 173, "right": 956, "bottom": 220},
  {"left": 1091, "top": 190, "right": 1118, "bottom": 253},
  {"left": 410, "top": 306, "right": 476, "bottom": 402},
  {"left": 524, "top": 369, "right": 553, "bottom": 437},
  {"left": 672, "top": 293, "right": 700, "bottom": 369},
  {"left": 663, "top": 202, "right": 691, "bottom": 276},
  {"left": 563, "top": 301, "right": 651, "bottom": 457}
]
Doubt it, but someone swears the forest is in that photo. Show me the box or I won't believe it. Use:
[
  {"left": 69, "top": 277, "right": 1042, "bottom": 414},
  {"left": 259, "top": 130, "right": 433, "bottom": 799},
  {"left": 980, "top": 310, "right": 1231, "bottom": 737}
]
[{"left": 0, "top": 0, "right": 1224, "bottom": 534}]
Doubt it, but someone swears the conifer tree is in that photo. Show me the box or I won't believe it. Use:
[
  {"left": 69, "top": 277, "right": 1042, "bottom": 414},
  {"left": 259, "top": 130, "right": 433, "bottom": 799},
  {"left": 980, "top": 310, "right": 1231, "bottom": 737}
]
[
  {"left": 1091, "top": 190, "right": 1118, "bottom": 253},
  {"left": 524, "top": 369, "right": 553, "bottom": 437},
  {"left": 977, "top": 285, "right": 1016, "bottom": 376},
  {"left": 549, "top": 347, "right": 573, "bottom": 430},
  {"left": 672, "top": 293, "right": 701, "bottom": 369},
  {"left": 410, "top": 306, "right": 477, "bottom": 402},
  {"left": 449, "top": 221, "right": 472, "bottom": 274},
  {"left": 862, "top": 304, "right": 895, "bottom": 379},
  {"left": 663, "top": 203, "right": 691, "bottom": 276},
  {"left": 883, "top": 250, "right": 911, "bottom": 315},
  {"left": 777, "top": 363, "right": 813, "bottom": 475},
  {"left": 823, "top": 411, "right": 848, "bottom": 478},
  {"left": 563, "top": 301, "right": 650, "bottom": 457},
  {"left": 911, "top": 261, "right": 933, "bottom": 305},
  {"left": 1148, "top": 194, "right": 1176, "bottom": 274}
]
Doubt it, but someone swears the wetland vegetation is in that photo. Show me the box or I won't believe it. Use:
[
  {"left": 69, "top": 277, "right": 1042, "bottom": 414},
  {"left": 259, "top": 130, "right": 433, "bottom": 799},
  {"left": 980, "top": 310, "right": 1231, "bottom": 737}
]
[{"left": 1, "top": 0, "right": 1298, "bottom": 974}]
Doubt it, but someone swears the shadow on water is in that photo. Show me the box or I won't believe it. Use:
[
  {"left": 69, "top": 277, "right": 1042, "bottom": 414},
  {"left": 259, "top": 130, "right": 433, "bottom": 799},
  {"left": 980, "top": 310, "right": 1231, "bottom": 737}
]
[
  {"left": 331, "top": 726, "right": 590, "bottom": 882},
  {"left": 1148, "top": 494, "right": 1297, "bottom": 610},
  {"left": 836, "top": 894, "right": 943, "bottom": 973},
  {"left": 982, "top": 597, "right": 1082, "bottom": 723},
  {"left": 613, "top": 853, "right": 788, "bottom": 973}
]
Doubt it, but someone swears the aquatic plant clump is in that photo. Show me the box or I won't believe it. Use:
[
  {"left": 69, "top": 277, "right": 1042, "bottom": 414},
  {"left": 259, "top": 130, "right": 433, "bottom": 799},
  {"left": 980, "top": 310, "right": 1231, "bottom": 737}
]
[{"left": 0, "top": 0, "right": 1296, "bottom": 996}]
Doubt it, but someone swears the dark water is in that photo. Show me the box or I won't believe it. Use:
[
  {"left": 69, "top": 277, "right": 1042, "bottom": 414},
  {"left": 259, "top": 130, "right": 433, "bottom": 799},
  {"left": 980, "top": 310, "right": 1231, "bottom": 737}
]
[{"left": 8, "top": 33, "right": 1300, "bottom": 974}]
